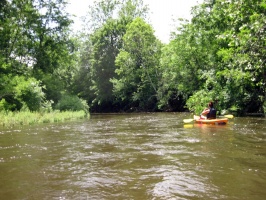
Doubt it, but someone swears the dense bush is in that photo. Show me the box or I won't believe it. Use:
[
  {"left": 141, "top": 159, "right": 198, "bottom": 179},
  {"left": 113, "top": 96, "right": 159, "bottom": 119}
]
[{"left": 55, "top": 94, "right": 89, "bottom": 113}]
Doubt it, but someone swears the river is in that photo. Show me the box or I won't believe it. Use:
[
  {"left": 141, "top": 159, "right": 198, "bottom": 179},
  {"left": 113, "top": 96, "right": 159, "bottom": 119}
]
[{"left": 0, "top": 113, "right": 266, "bottom": 200}]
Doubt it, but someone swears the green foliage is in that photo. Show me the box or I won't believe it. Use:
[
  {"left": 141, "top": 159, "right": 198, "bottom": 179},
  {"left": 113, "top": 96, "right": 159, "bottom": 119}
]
[
  {"left": 0, "top": 75, "right": 45, "bottom": 111},
  {"left": 0, "top": 0, "right": 73, "bottom": 75},
  {"left": 76, "top": 0, "right": 150, "bottom": 112},
  {"left": 164, "top": 0, "right": 266, "bottom": 114},
  {"left": 0, "top": 99, "right": 10, "bottom": 112},
  {"left": 13, "top": 77, "right": 45, "bottom": 111},
  {"left": 213, "top": 0, "right": 266, "bottom": 113},
  {"left": 112, "top": 17, "right": 162, "bottom": 111},
  {"left": 1, "top": 0, "right": 266, "bottom": 114},
  {"left": 186, "top": 90, "right": 213, "bottom": 115},
  {"left": 0, "top": 0, "right": 78, "bottom": 113},
  {"left": 72, "top": 0, "right": 266, "bottom": 114},
  {"left": 83, "top": 0, "right": 148, "bottom": 33},
  {"left": 89, "top": 18, "right": 126, "bottom": 107},
  {"left": 55, "top": 94, "right": 89, "bottom": 113}
]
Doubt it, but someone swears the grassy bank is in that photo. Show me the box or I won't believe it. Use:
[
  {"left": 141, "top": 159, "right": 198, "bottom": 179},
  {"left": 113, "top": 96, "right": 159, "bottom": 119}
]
[{"left": 0, "top": 110, "right": 89, "bottom": 127}]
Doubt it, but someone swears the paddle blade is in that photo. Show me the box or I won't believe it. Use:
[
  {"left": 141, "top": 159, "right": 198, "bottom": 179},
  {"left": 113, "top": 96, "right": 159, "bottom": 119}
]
[
  {"left": 184, "top": 124, "right": 194, "bottom": 128},
  {"left": 224, "top": 114, "right": 234, "bottom": 119},
  {"left": 183, "top": 119, "right": 194, "bottom": 123}
]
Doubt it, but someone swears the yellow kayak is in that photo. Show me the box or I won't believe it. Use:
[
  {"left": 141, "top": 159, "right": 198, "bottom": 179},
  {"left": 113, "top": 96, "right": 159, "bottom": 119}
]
[{"left": 194, "top": 115, "right": 228, "bottom": 125}]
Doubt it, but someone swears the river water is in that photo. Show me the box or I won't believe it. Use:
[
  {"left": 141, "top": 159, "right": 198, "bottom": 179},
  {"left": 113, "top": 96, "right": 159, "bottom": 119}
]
[{"left": 0, "top": 113, "right": 266, "bottom": 200}]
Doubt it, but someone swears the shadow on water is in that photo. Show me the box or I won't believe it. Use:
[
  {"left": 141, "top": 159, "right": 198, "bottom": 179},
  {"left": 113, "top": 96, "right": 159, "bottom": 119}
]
[{"left": 0, "top": 113, "right": 266, "bottom": 199}]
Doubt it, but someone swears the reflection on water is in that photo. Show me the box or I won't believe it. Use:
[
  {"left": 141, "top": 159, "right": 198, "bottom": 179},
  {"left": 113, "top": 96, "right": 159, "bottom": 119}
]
[{"left": 0, "top": 113, "right": 266, "bottom": 199}]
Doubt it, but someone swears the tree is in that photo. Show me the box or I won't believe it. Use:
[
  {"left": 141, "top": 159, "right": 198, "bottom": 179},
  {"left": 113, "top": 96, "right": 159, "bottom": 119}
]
[
  {"left": 216, "top": 0, "right": 266, "bottom": 113},
  {"left": 111, "top": 17, "right": 162, "bottom": 111},
  {"left": 0, "top": 0, "right": 75, "bottom": 111},
  {"left": 89, "top": 18, "right": 127, "bottom": 111},
  {"left": 158, "top": 21, "right": 204, "bottom": 111},
  {"left": 74, "top": 0, "right": 149, "bottom": 112},
  {"left": 168, "top": 0, "right": 266, "bottom": 114}
]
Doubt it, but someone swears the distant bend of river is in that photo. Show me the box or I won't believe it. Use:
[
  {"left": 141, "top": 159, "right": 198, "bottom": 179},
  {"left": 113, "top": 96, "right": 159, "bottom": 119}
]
[{"left": 0, "top": 113, "right": 266, "bottom": 200}]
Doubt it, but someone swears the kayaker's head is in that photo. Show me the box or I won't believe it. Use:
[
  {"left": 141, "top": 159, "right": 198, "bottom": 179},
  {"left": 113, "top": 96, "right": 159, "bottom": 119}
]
[{"left": 208, "top": 101, "right": 214, "bottom": 108}]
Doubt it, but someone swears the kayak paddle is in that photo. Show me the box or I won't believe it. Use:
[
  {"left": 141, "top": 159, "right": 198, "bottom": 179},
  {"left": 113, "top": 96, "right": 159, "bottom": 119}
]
[
  {"left": 223, "top": 114, "right": 234, "bottom": 118},
  {"left": 183, "top": 119, "right": 194, "bottom": 123}
]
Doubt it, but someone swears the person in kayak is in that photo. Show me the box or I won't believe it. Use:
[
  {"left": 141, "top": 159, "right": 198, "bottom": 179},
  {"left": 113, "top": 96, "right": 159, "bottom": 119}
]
[{"left": 200, "top": 101, "right": 216, "bottom": 119}]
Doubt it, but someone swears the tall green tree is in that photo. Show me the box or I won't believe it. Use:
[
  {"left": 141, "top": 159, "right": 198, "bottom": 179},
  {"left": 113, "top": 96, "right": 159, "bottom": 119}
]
[
  {"left": 75, "top": 0, "right": 149, "bottom": 112},
  {"left": 158, "top": 0, "right": 224, "bottom": 112},
  {"left": 182, "top": 1, "right": 228, "bottom": 113},
  {"left": 111, "top": 17, "right": 162, "bottom": 111},
  {"left": 89, "top": 18, "right": 127, "bottom": 111},
  {"left": 158, "top": 21, "right": 205, "bottom": 111}
]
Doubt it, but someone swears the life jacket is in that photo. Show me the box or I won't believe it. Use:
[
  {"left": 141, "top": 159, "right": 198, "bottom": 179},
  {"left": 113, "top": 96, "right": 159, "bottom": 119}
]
[{"left": 207, "top": 107, "right": 216, "bottom": 119}]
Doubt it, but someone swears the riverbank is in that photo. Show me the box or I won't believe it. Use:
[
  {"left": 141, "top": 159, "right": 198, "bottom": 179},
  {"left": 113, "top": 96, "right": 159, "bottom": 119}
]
[{"left": 0, "top": 110, "right": 89, "bottom": 127}]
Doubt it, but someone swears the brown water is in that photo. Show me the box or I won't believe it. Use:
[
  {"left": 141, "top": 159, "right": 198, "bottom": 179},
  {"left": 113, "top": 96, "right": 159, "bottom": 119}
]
[{"left": 0, "top": 113, "right": 266, "bottom": 200}]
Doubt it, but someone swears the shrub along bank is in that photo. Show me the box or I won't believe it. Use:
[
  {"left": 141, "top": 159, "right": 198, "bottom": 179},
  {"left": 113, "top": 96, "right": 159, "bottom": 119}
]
[{"left": 0, "top": 111, "right": 89, "bottom": 127}]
